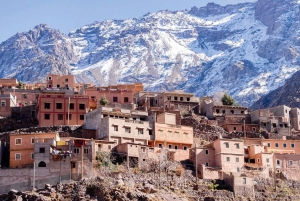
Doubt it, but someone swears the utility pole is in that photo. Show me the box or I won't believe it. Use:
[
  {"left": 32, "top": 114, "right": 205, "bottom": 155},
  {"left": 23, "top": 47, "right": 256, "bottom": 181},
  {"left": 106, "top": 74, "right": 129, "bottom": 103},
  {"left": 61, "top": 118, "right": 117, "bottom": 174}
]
[
  {"left": 81, "top": 145, "right": 84, "bottom": 179},
  {"left": 33, "top": 161, "right": 35, "bottom": 189},
  {"left": 68, "top": 97, "right": 70, "bottom": 125},
  {"left": 243, "top": 119, "right": 246, "bottom": 140}
]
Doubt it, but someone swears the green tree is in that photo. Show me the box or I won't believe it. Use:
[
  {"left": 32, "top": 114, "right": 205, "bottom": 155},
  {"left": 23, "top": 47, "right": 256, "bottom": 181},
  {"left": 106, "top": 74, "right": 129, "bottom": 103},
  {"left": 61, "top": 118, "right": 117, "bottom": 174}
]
[
  {"left": 99, "top": 95, "right": 109, "bottom": 106},
  {"left": 18, "top": 81, "right": 24, "bottom": 89},
  {"left": 221, "top": 93, "right": 235, "bottom": 105}
]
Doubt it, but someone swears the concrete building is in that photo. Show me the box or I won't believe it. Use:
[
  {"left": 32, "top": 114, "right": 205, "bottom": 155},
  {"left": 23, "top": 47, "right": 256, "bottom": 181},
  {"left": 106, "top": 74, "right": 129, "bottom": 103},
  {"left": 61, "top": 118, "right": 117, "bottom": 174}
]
[
  {"left": 3, "top": 88, "right": 42, "bottom": 106},
  {"left": 0, "top": 78, "right": 19, "bottom": 88},
  {"left": 38, "top": 94, "right": 89, "bottom": 127},
  {"left": 0, "top": 93, "right": 17, "bottom": 117},
  {"left": 9, "top": 132, "right": 58, "bottom": 168},
  {"left": 46, "top": 74, "right": 75, "bottom": 89},
  {"left": 223, "top": 172, "right": 254, "bottom": 197},
  {"left": 152, "top": 113, "right": 193, "bottom": 161},
  {"left": 275, "top": 153, "right": 300, "bottom": 180}
]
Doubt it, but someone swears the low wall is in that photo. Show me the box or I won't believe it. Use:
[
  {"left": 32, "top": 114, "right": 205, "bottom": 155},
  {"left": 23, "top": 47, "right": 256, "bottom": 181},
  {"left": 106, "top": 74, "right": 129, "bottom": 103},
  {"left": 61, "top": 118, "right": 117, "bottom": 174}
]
[{"left": 0, "top": 168, "right": 69, "bottom": 194}]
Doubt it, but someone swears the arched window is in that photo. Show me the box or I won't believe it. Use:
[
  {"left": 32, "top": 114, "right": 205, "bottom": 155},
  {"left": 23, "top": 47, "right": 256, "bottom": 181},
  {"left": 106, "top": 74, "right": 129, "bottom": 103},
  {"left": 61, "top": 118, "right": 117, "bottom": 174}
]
[{"left": 38, "top": 161, "right": 46, "bottom": 167}]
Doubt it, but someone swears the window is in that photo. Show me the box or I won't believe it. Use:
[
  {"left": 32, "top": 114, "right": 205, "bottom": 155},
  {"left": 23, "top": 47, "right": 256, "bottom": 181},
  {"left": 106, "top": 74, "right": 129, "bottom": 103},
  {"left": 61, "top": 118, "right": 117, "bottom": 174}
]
[
  {"left": 1, "top": 100, "right": 5, "bottom": 106},
  {"left": 243, "top": 178, "right": 246, "bottom": 184},
  {"left": 241, "top": 111, "right": 245, "bottom": 114},
  {"left": 56, "top": 103, "right": 62, "bottom": 109},
  {"left": 79, "top": 104, "right": 85, "bottom": 110},
  {"left": 225, "top": 142, "right": 229, "bottom": 148},
  {"left": 125, "top": 127, "right": 131, "bottom": 133},
  {"left": 174, "top": 145, "right": 178, "bottom": 150},
  {"left": 236, "top": 144, "right": 240, "bottom": 149},
  {"left": 38, "top": 161, "right": 46, "bottom": 167},
  {"left": 289, "top": 160, "right": 293, "bottom": 166},
  {"left": 174, "top": 96, "right": 178, "bottom": 101},
  {"left": 216, "top": 109, "right": 220, "bottom": 113},
  {"left": 180, "top": 97, "right": 183, "bottom": 101},
  {"left": 169, "top": 145, "right": 172, "bottom": 149},
  {"left": 66, "top": 114, "right": 72, "bottom": 120},
  {"left": 226, "top": 157, "right": 230, "bottom": 162},
  {"left": 233, "top": 127, "right": 237, "bottom": 131},
  {"left": 291, "top": 143, "right": 295, "bottom": 148},
  {"left": 22, "top": 94, "right": 27, "bottom": 99},
  {"left": 263, "top": 123, "right": 267, "bottom": 127},
  {"left": 65, "top": 84, "right": 69, "bottom": 88},
  {"left": 113, "top": 125, "right": 118, "bottom": 131},
  {"left": 267, "top": 143, "right": 270, "bottom": 147},
  {"left": 138, "top": 128, "right": 143, "bottom": 134},
  {"left": 91, "top": 96, "right": 95, "bottom": 100},
  {"left": 65, "top": 78, "right": 68, "bottom": 82},
  {"left": 159, "top": 144, "right": 163, "bottom": 148},
  {"left": 15, "top": 153, "right": 21, "bottom": 160},
  {"left": 283, "top": 143, "right": 287, "bottom": 148},
  {"left": 236, "top": 157, "right": 239, "bottom": 162},
  {"left": 74, "top": 148, "right": 80, "bottom": 154},
  {"left": 279, "top": 124, "right": 283, "bottom": 128},
  {"left": 39, "top": 148, "right": 45, "bottom": 153},
  {"left": 237, "top": 167, "right": 240, "bottom": 172},
  {"left": 277, "top": 160, "right": 280, "bottom": 165},
  {"left": 57, "top": 84, "right": 60, "bottom": 88},
  {"left": 84, "top": 148, "right": 89, "bottom": 154},
  {"left": 72, "top": 162, "right": 76, "bottom": 168},
  {"left": 149, "top": 130, "right": 153, "bottom": 135},
  {"left": 44, "top": 114, "right": 50, "bottom": 120},
  {"left": 257, "top": 158, "right": 260, "bottom": 163},
  {"left": 48, "top": 85, "right": 52, "bottom": 88},
  {"left": 31, "top": 138, "right": 35, "bottom": 144},
  {"left": 79, "top": 115, "right": 84, "bottom": 120},
  {"left": 58, "top": 114, "right": 63, "bottom": 120},
  {"left": 205, "top": 162, "right": 209, "bottom": 167},
  {"left": 275, "top": 143, "right": 279, "bottom": 148},
  {"left": 167, "top": 96, "right": 171, "bottom": 100},
  {"left": 205, "top": 149, "right": 209, "bottom": 155},
  {"left": 183, "top": 146, "right": 187, "bottom": 151},
  {"left": 124, "top": 97, "right": 129, "bottom": 103},
  {"left": 230, "top": 110, "right": 234, "bottom": 114},
  {"left": 266, "top": 158, "right": 270, "bottom": 163},
  {"left": 113, "top": 97, "right": 118, "bottom": 102},
  {"left": 69, "top": 103, "right": 74, "bottom": 109},
  {"left": 15, "top": 138, "right": 22, "bottom": 145},
  {"left": 44, "top": 103, "right": 51, "bottom": 109},
  {"left": 272, "top": 123, "right": 277, "bottom": 128},
  {"left": 187, "top": 97, "right": 190, "bottom": 101},
  {"left": 31, "top": 153, "right": 34, "bottom": 160},
  {"left": 252, "top": 127, "right": 256, "bottom": 132}
]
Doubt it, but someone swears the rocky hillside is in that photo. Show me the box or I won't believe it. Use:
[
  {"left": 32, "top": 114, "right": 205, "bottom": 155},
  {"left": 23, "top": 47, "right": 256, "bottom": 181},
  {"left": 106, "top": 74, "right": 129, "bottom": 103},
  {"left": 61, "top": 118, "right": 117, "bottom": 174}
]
[
  {"left": 251, "top": 70, "right": 300, "bottom": 109},
  {"left": 1, "top": 0, "right": 300, "bottom": 106}
]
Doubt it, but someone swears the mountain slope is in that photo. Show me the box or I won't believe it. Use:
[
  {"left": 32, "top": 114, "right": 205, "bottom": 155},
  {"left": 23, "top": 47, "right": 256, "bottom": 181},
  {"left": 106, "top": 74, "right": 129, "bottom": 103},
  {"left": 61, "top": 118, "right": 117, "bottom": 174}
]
[{"left": 1, "top": 0, "right": 300, "bottom": 106}]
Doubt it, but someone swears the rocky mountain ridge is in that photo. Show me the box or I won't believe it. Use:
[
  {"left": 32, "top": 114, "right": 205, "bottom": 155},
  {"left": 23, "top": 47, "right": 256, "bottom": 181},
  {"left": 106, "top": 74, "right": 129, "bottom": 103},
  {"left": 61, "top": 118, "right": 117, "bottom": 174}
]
[{"left": 1, "top": 0, "right": 300, "bottom": 106}]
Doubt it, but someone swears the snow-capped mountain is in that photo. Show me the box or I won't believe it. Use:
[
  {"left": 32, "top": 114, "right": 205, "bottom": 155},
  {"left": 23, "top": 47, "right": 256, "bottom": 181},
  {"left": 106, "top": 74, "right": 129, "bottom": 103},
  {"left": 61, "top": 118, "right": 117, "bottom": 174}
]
[{"left": 1, "top": 0, "right": 300, "bottom": 106}]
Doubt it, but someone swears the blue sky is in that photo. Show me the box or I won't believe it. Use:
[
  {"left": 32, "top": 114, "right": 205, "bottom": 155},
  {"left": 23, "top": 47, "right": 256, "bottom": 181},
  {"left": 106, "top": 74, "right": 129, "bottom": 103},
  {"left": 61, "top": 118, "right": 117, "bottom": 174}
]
[{"left": 0, "top": 0, "right": 255, "bottom": 43}]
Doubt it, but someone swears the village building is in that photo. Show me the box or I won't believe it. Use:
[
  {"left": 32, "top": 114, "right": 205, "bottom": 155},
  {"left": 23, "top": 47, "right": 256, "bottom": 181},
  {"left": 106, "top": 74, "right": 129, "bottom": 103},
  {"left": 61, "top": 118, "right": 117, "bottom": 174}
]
[
  {"left": 0, "top": 93, "right": 17, "bottom": 117},
  {"left": 0, "top": 78, "right": 19, "bottom": 88},
  {"left": 3, "top": 88, "right": 42, "bottom": 106},
  {"left": 9, "top": 132, "right": 58, "bottom": 168},
  {"left": 223, "top": 172, "right": 254, "bottom": 197},
  {"left": 38, "top": 93, "right": 89, "bottom": 127}
]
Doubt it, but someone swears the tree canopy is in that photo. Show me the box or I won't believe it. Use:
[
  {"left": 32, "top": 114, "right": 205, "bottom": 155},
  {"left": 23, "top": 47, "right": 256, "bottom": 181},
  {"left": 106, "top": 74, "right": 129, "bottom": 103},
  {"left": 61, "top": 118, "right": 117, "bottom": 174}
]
[
  {"left": 99, "top": 95, "right": 109, "bottom": 106},
  {"left": 221, "top": 93, "right": 235, "bottom": 105}
]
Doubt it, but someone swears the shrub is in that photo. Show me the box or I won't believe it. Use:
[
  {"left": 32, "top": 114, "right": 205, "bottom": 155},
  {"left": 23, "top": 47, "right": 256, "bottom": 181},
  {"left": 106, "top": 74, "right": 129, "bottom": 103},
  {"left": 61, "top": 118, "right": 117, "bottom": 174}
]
[{"left": 221, "top": 93, "right": 235, "bottom": 105}]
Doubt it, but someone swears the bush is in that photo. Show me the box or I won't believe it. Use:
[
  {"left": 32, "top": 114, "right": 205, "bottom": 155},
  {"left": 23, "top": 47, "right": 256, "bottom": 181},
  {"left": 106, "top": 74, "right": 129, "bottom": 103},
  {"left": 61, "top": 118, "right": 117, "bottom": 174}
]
[
  {"left": 99, "top": 95, "right": 109, "bottom": 106},
  {"left": 221, "top": 93, "right": 235, "bottom": 105}
]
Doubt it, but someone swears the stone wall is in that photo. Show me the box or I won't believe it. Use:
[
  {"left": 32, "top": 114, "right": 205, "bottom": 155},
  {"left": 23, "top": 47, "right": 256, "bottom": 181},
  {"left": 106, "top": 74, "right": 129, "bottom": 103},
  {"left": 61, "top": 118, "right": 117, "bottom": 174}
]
[
  {"left": 200, "top": 164, "right": 221, "bottom": 180},
  {"left": 11, "top": 105, "right": 37, "bottom": 119},
  {"left": 0, "top": 118, "right": 38, "bottom": 133}
]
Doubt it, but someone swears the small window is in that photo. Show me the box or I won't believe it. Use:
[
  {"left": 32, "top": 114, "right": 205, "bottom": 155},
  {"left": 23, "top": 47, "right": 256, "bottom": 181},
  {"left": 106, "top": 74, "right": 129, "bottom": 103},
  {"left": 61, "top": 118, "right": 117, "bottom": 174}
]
[
  {"left": 226, "top": 157, "right": 230, "bottom": 162},
  {"left": 263, "top": 123, "right": 267, "bottom": 127},
  {"left": 183, "top": 146, "right": 187, "bottom": 151},
  {"left": 257, "top": 158, "right": 260, "bottom": 163},
  {"left": 272, "top": 123, "right": 277, "bottom": 128},
  {"left": 236, "top": 157, "right": 239, "bottom": 162},
  {"left": 65, "top": 78, "right": 69, "bottom": 82},
  {"left": 252, "top": 127, "right": 256, "bottom": 132},
  {"left": 31, "top": 138, "right": 35, "bottom": 144},
  {"left": 44, "top": 103, "right": 51, "bottom": 109},
  {"left": 1, "top": 100, "right": 5, "bottom": 106},
  {"left": 39, "top": 148, "right": 45, "bottom": 153},
  {"left": 236, "top": 144, "right": 240, "bottom": 149},
  {"left": 58, "top": 114, "right": 63, "bottom": 120},
  {"left": 15, "top": 153, "right": 21, "bottom": 160},
  {"left": 91, "top": 96, "right": 95, "bottom": 100},
  {"left": 149, "top": 130, "right": 153, "bottom": 135},
  {"left": 138, "top": 128, "right": 143, "bottom": 134},
  {"left": 56, "top": 103, "right": 62, "bottom": 109},
  {"left": 159, "top": 144, "right": 163, "bottom": 148},
  {"left": 69, "top": 103, "right": 74, "bottom": 109},
  {"left": 84, "top": 148, "right": 89, "bottom": 154},
  {"left": 31, "top": 153, "right": 34, "bottom": 160},
  {"left": 241, "top": 111, "right": 245, "bottom": 114},
  {"left": 205, "top": 149, "right": 209, "bottom": 155},
  {"left": 65, "top": 84, "right": 69, "bottom": 88},
  {"left": 113, "top": 97, "right": 118, "bottom": 102},
  {"left": 113, "top": 125, "right": 118, "bottom": 131},
  {"left": 205, "top": 162, "right": 209, "bottom": 167},
  {"left": 15, "top": 138, "right": 22, "bottom": 145},
  {"left": 275, "top": 143, "right": 279, "bottom": 148},
  {"left": 237, "top": 167, "right": 240, "bottom": 172},
  {"left": 125, "top": 127, "right": 131, "bottom": 133},
  {"left": 277, "top": 160, "right": 280, "bottom": 165},
  {"left": 267, "top": 143, "right": 270, "bottom": 147},
  {"left": 187, "top": 97, "right": 190, "bottom": 101},
  {"left": 74, "top": 148, "right": 80, "bottom": 154},
  {"left": 243, "top": 178, "right": 246, "bottom": 184},
  {"left": 291, "top": 143, "right": 295, "bottom": 148},
  {"left": 283, "top": 143, "right": 287, "bottom": 148},
  {"left": 216, "top": 109, "right": 220, "bottom": 113},
  {"left": 174, "top": 145, "right": 178, "bottom": 150},
  {"left": 44, "top": 114, "right": 50, "bottom": 120},
  {"left": 266, "top": 158, "right": 270, "bottom": 163},
  {"left": 79, "top": 115, "right": 84, "bottom": 120},
  {"left": 230, "top": 110, "right": 234, "bottom": 114},
  {"left": 289, "top": 160, "right": 293, "bottom": 166},
  {"left": 66, "top": 114, "right": 72, "bottom": 120},
  {"left": 180, "top": 97, "right": 183, "bottom": 101},
  {"left": 124, "top": 97, "right": 129, "bottom": 103},
  {"left": 72, "top": 162, "right": 76, "bottom": 168},
  {"left": 48, "top": 76, "right": 52, "bottom": 80},
  {"left": 174, "top": 96, "right": 178, "bottom": 101},
  {"left": 79, "top": 104, "right": 85, "bottom": 110},
  {"left": 225, "top": 143, "right": 229, "bottom": 148},
  {"left": 233, "top": 127, "right": 237, "bottom": 131},
  {"left": 22, "top": 94, "right": 27, "bottom": 99},
  {"left": 57, "top": 84, "right": 60, "bottom": 88},
  {"left": 167, "top": 96, "right": 171, "bottom": 100},
  {"left": 169, "top": 145, "right": 172, "bottom": 149}
]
